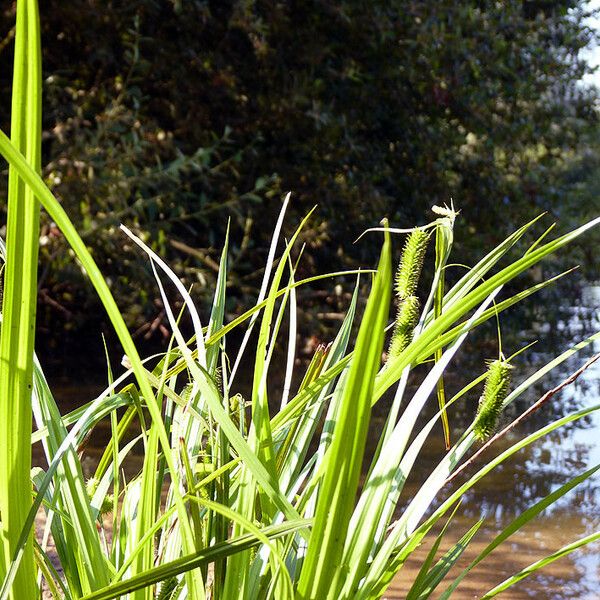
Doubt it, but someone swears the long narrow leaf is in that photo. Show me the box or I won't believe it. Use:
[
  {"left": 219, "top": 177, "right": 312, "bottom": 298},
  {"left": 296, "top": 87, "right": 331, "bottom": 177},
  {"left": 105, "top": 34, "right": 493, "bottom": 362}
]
[
  {"left": 296, "top": 228, "right": 392, "bottom": 600},
  {"left": 0, "top": 2, "right": 42, "bottom": 596},
  {"left": 80, "top": 520, "right": 310, "bottom": 600},
  {"left": 480, "top": 530, "right": 600, "bottom": 599}
]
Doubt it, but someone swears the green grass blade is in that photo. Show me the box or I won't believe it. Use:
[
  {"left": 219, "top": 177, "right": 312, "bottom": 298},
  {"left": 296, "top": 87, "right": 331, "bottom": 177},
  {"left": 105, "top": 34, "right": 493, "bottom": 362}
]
[
  {"left": 359, "top": 391, "right": 593, "bottom": 600},
  {"left": 158, "top": 269, "right": 372, "bottom": 381},
  {"left": 132, "top": 243, "right": 304, "bottom": 525},
  {"left": 33, "top": 541, "right": 70, "bottom": 600},
  {"left": 0, "top": 146, "right": 200, "bottom": 595},
  {"left": 408, "top": 518, "right": 484, "bottom": 600},
  {"left": 130, "top": 426, "right": 161, "bottom": 600},
  {"left": 0, "top": 1, "right": 42, "bottom": 596},
  {"left": 441, "top": 213, "right": 545, "bottom": 310},
  {"left": 277, "top": 284, "right": 358, "bottom": 495},
  {"left": 373, "top": 401, "right": 600, "bottom": 599},
  {"left": 206, "top": 222, "right": 229, "bottom": 372},
  {"left": 203, "top": 226, "right": 229, "bottom": 596},
  {"left": 421, "top": 269, "right": 575, "bottom": 358},
  {"left": 80, "top": 520, "right": 310, "bottom": 600},
  {"left": 31, "top": 360, "right": 111, "bottom": 594},
  {"left": 295, "top": 228, "right": 392, "bottom": 600},
  {"left": 0, "top": 126, "right": 208, "bottom": 595},
  {"left": 280, "top": 254, "right": 299, "bottom": 409},
  {"left": 31, "top": 469, "right": 79, "bottom": 595},
  {"left": 141, "top": 264, "right": 207, "bottom": 597},
  {"left": 228, "top": 193, "right": 291, "bottom": 383},
  {"left": 223, "top": 214, "right": 314, "bottom": 599},
  {"left": 375, "top": 216, "right": 600, "bottom": 402},
  {"left": 433, "top": 217, "right": 453, "bottom": 450},
  {"left": 405, "top": 501, "right": 462, "bottom": 600},
  {"left": 341, "top": 288, "right": 500, "bottom": 597},
  {"left": 111, "top": 459, "right": 240, "bottom": 583},
  {"left": 0, "top": 382, "right": 143, "bottom": 599}
]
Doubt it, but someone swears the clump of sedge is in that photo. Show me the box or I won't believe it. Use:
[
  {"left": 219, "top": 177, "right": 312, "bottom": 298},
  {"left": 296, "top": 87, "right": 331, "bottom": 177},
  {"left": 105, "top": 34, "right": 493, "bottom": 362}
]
[{"left": 473, "top": 359, "right": 512, "bottom": 440}]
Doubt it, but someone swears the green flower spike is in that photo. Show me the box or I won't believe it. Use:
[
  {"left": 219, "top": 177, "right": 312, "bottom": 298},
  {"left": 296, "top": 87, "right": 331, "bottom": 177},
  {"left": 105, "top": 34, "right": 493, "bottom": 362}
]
[
  {"left": 473, "top": 359, "right": 513, "bottom": 441},
  {"left": 388, "top": 295, "right": 420, "bottom": 358},
  {"left": 395, "top": 228, "right": 430, "bottom": 300}
]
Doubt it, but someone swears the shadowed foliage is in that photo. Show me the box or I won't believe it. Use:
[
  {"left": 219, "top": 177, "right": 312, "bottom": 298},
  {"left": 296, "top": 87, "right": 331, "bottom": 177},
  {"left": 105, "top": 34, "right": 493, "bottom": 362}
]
[{"left": 0, "top": 0, "right": 597, "bottom": 350}]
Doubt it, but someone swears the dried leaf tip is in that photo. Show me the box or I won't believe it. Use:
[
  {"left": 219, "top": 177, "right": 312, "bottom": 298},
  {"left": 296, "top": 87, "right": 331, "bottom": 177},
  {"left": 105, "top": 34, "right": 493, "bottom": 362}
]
[
  {"left": 395, "top": 228, "right": 430, "bottom": 300},
  {"left": 432, "top": 199, "right": 459, "bottom": 223},
  {"left": 473, "top": 359, "right": 513, "bottom": 441}
]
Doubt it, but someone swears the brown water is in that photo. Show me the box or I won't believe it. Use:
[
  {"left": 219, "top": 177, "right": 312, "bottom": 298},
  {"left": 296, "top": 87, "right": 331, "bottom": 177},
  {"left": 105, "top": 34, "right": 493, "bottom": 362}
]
[
  {"left": 385, "top": 406, "right": 600, "bottom": 599},
  {"left": 41, "top": 284, "right": 600, "bottom": 599},
  {"left": 386, "top": 283, "right": 600, "bottom": 598}
]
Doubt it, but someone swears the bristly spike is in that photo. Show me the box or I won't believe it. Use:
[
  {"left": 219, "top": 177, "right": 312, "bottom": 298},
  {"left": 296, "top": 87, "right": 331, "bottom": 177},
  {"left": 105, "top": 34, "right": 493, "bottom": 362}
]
[
  {"left": 473, "top": 359, "right": 513, "bottom": 441},
  {"left": 156, "top": 578, "right": 179, "bottom": 600},
  {"left": 395, "top": 228, "right": 430, "bottom": 300},
  {"left": 388, "top": 295, "right": 420, "bottom": 359}
]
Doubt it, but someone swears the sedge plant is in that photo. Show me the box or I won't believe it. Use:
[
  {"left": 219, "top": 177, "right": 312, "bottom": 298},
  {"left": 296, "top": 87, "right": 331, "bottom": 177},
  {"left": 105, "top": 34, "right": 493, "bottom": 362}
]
[{"left": 1, "top": 2, "right": 600, "bottom": 599}]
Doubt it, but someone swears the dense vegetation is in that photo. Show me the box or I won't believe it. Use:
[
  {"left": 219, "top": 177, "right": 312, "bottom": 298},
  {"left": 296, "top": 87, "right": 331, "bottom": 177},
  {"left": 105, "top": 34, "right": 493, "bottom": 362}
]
[
  {"left": 0, "top": 0, "right": 598, "bottom": 350},
  {"left": 1, "top": 3, "right": 600, "bottom": 598}
]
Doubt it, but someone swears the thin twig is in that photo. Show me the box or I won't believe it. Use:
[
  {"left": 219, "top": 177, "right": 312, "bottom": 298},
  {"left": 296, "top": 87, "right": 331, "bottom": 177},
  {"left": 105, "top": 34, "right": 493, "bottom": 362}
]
[
  {"left": 169, "top": 238, "right": 220, "bottom": 272},
  {"left": 445, "top": 351, "right": 600, "bottom": 486},
  {"left": 0, "top": 25, "right": 16, "bottom": 55}
]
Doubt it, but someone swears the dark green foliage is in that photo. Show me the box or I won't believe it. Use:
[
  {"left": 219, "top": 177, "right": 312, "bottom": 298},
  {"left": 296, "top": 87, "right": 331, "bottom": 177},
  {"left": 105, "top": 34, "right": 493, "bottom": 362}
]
[
  {"left": 473, "top": 359, "right": 513, "bottom": 441},
  {"left": 0, "top": 1, "right": 597, "bottom": 344}
]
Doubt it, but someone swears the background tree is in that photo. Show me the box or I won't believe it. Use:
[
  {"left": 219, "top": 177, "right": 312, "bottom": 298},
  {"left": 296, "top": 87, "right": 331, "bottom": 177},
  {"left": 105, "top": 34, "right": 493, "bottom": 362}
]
[{"left": 0, "top": 0, "right": 597, "bottom": 362}]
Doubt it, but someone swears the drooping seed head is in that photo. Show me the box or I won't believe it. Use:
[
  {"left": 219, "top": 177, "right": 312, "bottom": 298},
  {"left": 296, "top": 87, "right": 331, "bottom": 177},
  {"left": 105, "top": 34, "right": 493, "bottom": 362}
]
[
  {"left": 395, "top": 228, "right": 430, "bottom": 300},
  {"left": 473, "top": 359, "right": 513, "bottom": 441}
]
